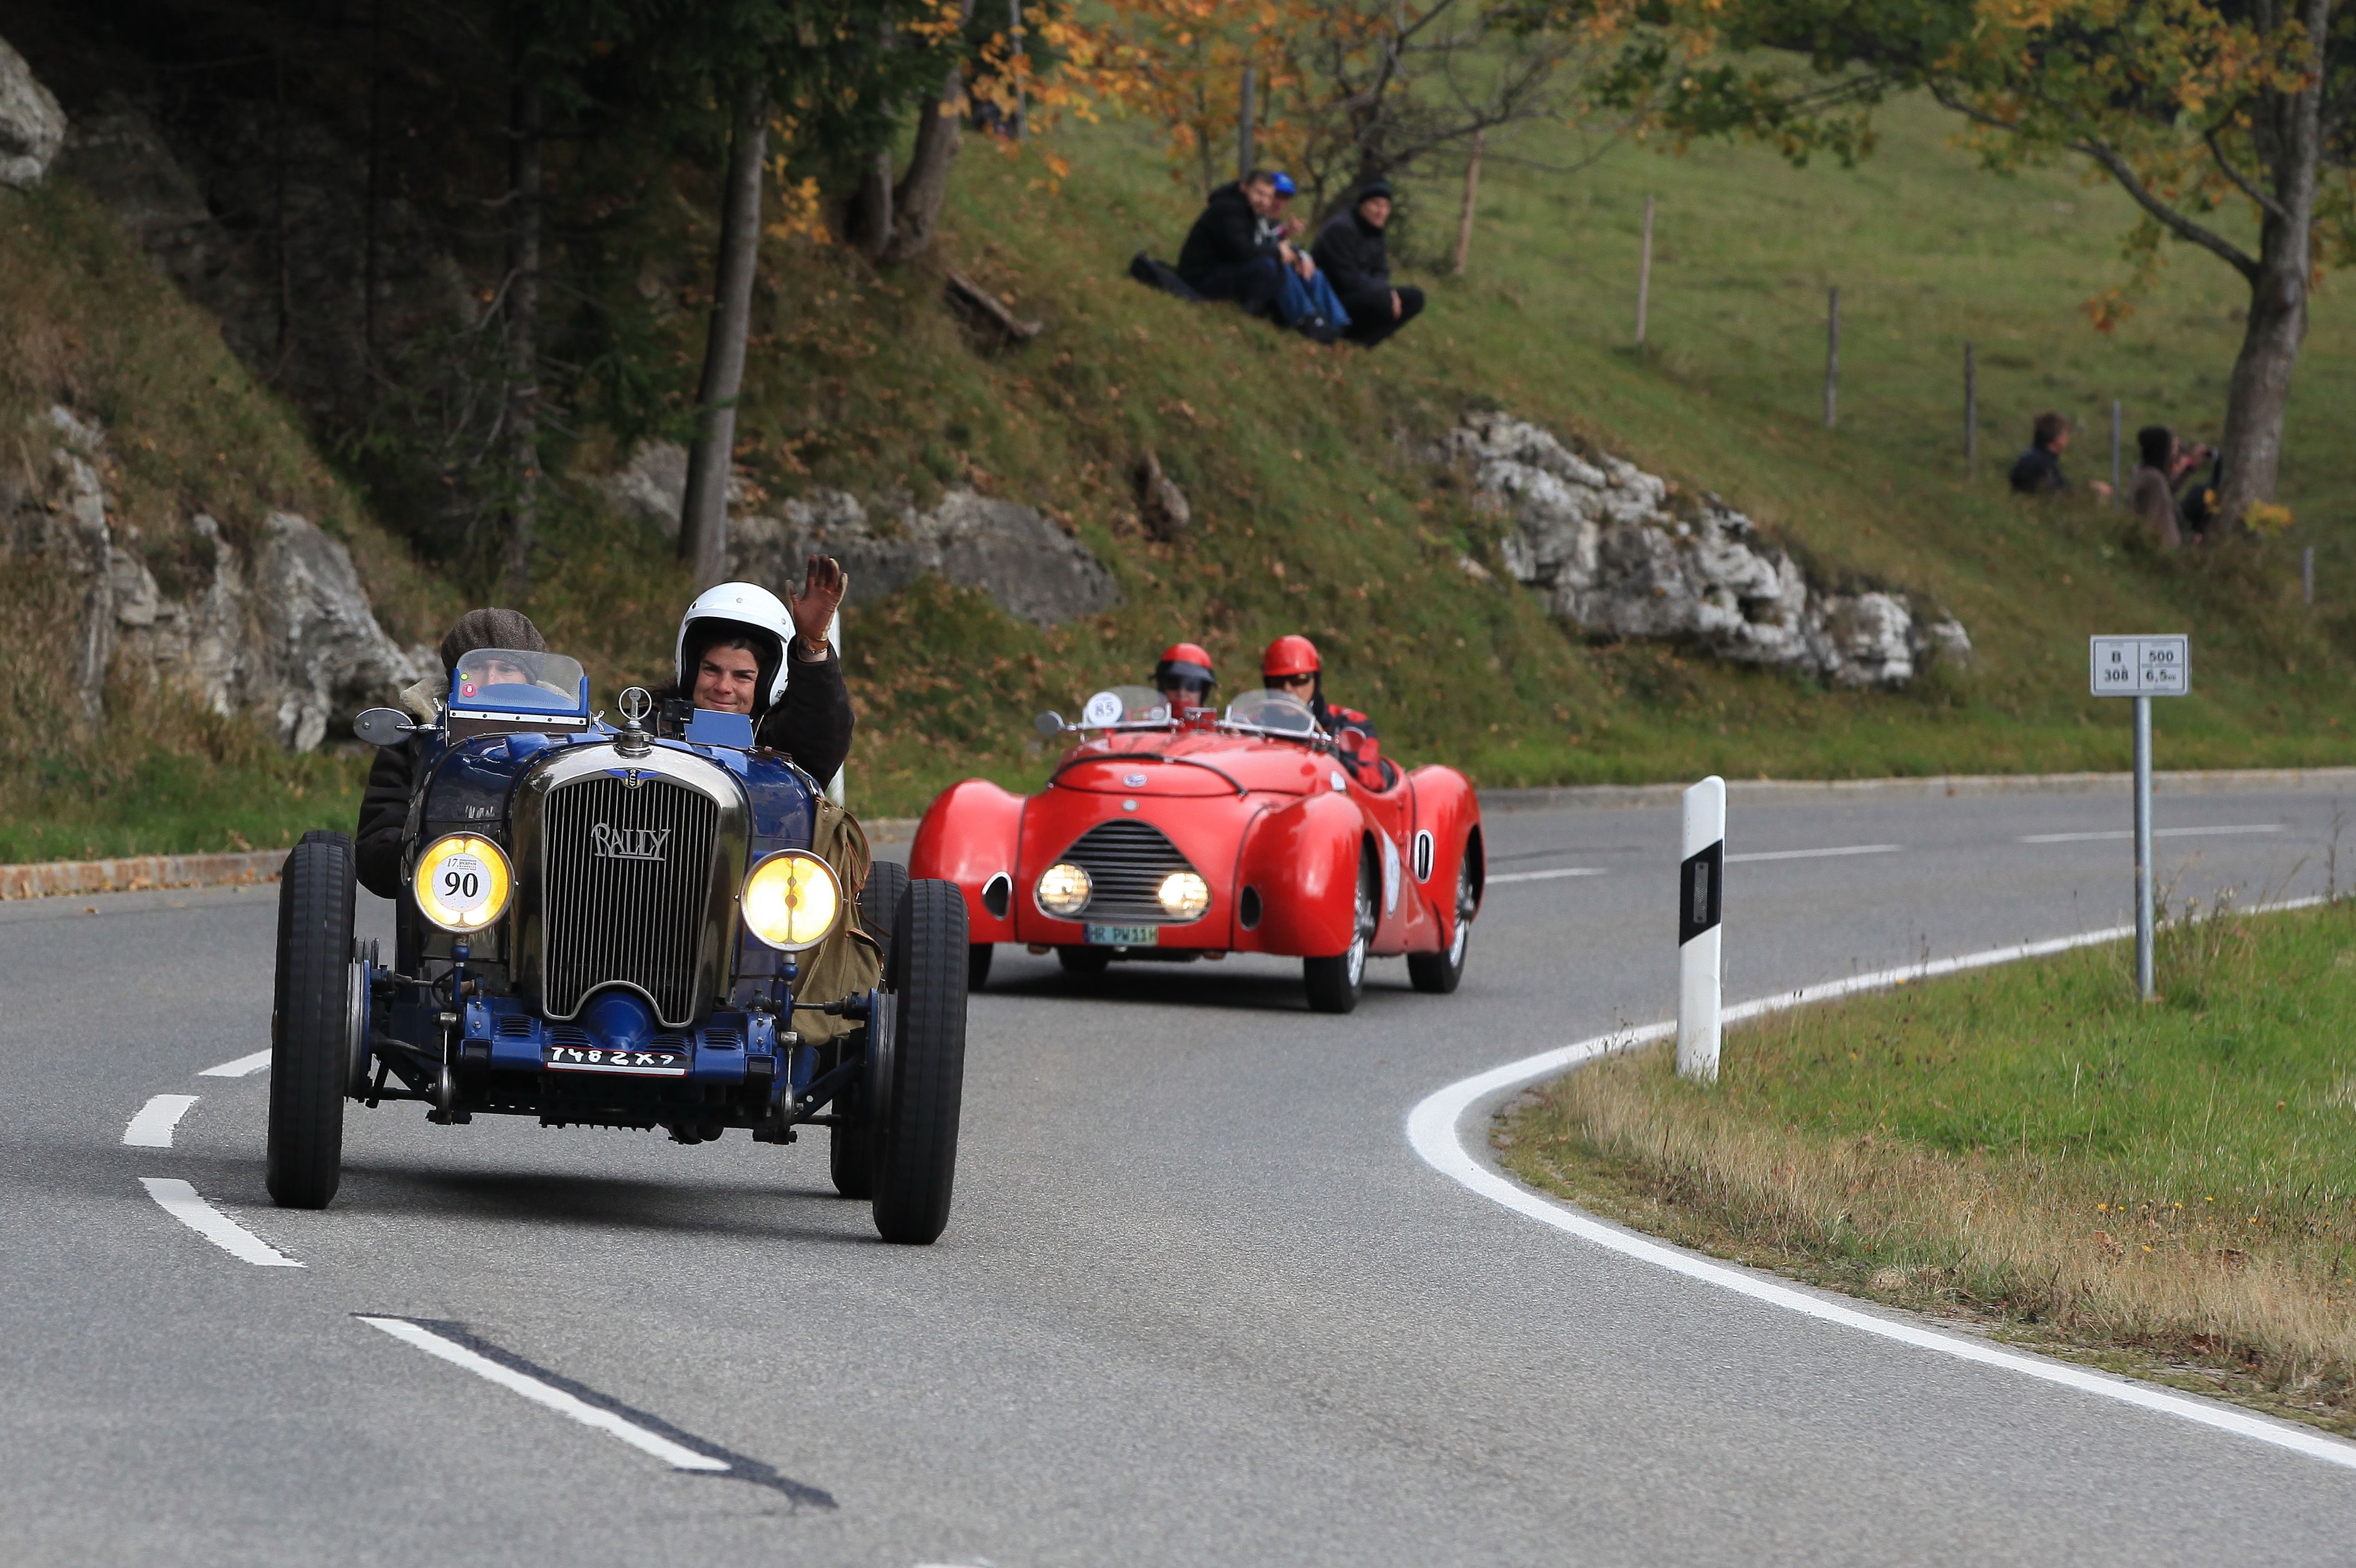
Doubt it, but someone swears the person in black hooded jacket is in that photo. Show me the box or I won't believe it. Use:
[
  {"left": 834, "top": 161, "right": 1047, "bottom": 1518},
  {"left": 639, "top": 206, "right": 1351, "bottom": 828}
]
[
  {"left": 1176, "top": 173, "right": 1286, "bottom": 317},
  {"left": 354, "top": 607, "right": 544, "bottom": 900},
  {"left": 1311, "top": 181, "right": 1424, "bottom": 348}
]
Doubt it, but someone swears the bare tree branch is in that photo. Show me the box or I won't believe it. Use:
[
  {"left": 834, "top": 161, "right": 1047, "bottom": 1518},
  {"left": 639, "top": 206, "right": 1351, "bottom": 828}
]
[{"left": 2205, "top": 124, "right": 2291, "bottom": 220}]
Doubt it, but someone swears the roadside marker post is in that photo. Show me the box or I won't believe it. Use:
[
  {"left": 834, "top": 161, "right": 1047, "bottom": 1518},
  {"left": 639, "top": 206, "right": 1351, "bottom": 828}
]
[
  {"left": 2089, "top": 636, "right": 2190, "bottom": 997},
  {"left": 1678, "top": 776, "right": 1726, "bottom": 1081}
]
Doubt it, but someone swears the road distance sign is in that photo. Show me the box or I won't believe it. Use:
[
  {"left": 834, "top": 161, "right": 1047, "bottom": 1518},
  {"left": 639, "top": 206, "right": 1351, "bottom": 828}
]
[{"left": 2089, "top": 635, "right": 2190, "bottom": 697}]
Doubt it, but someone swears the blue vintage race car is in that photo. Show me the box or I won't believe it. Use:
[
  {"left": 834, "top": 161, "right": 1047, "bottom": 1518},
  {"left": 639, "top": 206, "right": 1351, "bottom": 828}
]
[{"left": 267, "top": 646, "right": 969, "bottom": 1245}]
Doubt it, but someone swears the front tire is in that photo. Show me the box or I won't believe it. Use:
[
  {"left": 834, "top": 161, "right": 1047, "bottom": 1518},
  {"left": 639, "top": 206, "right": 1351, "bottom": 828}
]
[
  {"left": 268, "top": 832, "right": 354, "bottom": 1209},
  {"left": 967, "top": 942, "right": 995, "bottom": 990},
  {"left": 1303, "top": 845, "right": 1377, "bottom": 1015},
  {"left": 860, "top": 858, "right": 910, "bottom": 952},
  {"left": 1407, "top": 848, "right": 1476, "bottom": 995},
  {"left": 872, "top": 881, "right": 969, "bottom": 1245}
]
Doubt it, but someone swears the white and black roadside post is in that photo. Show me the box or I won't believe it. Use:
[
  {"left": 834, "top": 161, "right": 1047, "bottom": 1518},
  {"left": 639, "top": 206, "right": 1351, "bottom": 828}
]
[
  {"left": 1678, "top": 775, "right": 1726, "bottom": 1081},
  {"left": 2089, "top": 635, "right": 2190, "bottom": 998}
]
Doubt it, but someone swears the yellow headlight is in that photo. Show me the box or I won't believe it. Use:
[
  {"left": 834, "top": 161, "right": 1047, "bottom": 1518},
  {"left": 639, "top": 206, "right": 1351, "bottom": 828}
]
[
  {"left": 742, "top": 851, "right": 842, "bottom": 951},
  {"left": 1157, "top": 870, "right": 1210, "bottom": 920},
  {"left": 1036, "top": 862, "right": 1091, "bottom": 917},
  {"left": 412, "top": 834, "right": 514, "bottom": 933}
]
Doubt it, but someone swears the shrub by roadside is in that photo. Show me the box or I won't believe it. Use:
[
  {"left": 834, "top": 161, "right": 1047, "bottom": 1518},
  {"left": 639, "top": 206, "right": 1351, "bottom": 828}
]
[{"left": 1499, "top": 899, "right": 2356, "bottom": 1433}]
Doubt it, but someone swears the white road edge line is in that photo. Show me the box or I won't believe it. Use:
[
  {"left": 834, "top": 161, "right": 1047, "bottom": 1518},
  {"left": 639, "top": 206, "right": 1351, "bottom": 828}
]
[
  {"left": 198, "top": 1049, "right": 273, "bottom": 1078},
  {"left": 138, "top": 1177, "right": 302, "bottom": 1268},
  {"left": 123, "top": 1094, "right": 200, "bottom": 1149},
  {"left": 357, "top": 1316, "right": 731, "bottom": 1471},
  {"left": 1487, "top": 867, "right": 1608, "bottom": 884},
  {"left": 1406, "top": 896, "right": 2356, "bottom": 1474},
  {"left": 2022, "top": 824, "right": 2285, "bottom": 843},
  {"left": 1726, "top": 843, "right": 1902, "bottom": 863}
]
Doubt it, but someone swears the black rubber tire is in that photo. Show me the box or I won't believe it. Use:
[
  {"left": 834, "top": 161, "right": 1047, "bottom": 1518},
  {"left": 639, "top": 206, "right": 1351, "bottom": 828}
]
[
  {"left": 1057, "top": 944, "right": 1111, "bottom": 978},
  {"left": 968, "top": 942, "right": 995, "bottom": 991},
  {"left": 871, "top": 880, "right": 969, "bottom": 1245},
  {"left": 267, "top": 832, "right": 354, "bottom": 1209},
  {"left": 1407, "top": 848, "right": 1476, "bottom": 995},
  {"left": 1302, "top": 845, "right": 1377, "bottom": 1015},
  {"left": 860, "top": 858, "right": 910, "bottom": 952}
]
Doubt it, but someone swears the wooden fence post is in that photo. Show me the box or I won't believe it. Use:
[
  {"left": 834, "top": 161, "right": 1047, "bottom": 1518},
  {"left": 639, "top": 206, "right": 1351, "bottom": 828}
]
[
  {"left": 1237, "top": 65, "right": 1255, "bottom": 179},
  {"left": 1964, "top": 341, "right": 1976, "bottom": 479},
  {"left": 1823, "top": 287, "right": 1840, "bottom": 430},
  {"left": 1452, "top": 131, "right": 1484, "bottom": 276},
  {"left": 1635, "top": 194, "right": 1655, "bottom": 349}
]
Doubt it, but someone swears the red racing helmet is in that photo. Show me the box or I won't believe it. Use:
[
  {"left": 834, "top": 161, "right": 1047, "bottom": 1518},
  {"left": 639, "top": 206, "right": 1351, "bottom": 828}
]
[
  {"left": 1261, "top": 635, "right": 1321, "bottom": 680},
  {"left": 1153, "top": 641, "right": 1216, "bottom": 693}
]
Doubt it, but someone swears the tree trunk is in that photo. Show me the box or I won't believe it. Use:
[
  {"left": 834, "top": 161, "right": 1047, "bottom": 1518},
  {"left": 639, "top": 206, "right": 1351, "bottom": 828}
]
[
  {"left": 503, "top": 74, "right": 543, "bottom": 599},
  {"left": 2215, "top": 6, "right": 2324, "bottom": 524},
  {"left": 1451, "top": 131, "right": 1482, "bottom": 275},
  {"left": 850, "top": 148, "right": 894, "bottom": 259},
  {"left": 362, "top": 0, "right": 384, "bottom": 378},
  {"left": 880, "top": 1, "right": 975, "bottom": 266},
  {"left": 678, "top": 75, "right": 770, "bottom": 591}
]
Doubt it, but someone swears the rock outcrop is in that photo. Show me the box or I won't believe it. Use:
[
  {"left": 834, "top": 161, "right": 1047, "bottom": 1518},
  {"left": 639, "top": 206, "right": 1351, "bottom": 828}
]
[
  {"left": 0, "top": 34, "right": 66, "bottom": 189},
  {"left": 1439, "top": 410, "right": 1968, "bottom": 687},
  {"left": 599, "top": 442, "right": 1119, "bottom": 628},
  {"left": 6, "top": 407, "right": 421, "bottom": 749}
]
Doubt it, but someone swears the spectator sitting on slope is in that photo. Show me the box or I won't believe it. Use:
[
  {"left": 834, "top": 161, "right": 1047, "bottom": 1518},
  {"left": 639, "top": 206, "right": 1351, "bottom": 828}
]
[
  {"left": 1177, "top": 170, "right": 1287, "bottom": 320},
  {"left": 1311, "top": 180, "right": 1424, "bottom": 349},
  {"left": 1257, "top": 173, "right": 1348, "bottom": 344},
  {"left": 2007, "top": 412, "right": 2113, "bottom": 500},
  {"left": 2128, "top": 425, "right": 2218, "bottom": 552}
]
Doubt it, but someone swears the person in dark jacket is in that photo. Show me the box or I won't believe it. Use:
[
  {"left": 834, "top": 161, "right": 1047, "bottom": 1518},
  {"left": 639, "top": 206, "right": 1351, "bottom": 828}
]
[
  {"left": 1176, "top": 172, "right": 1285, "bottom": 317},
  {"left": 2007, "top": 412, "right": 2113, "bottom": 499},
  {"left": 1311, "top": 181, "right": 1424, "bottom": 349},
  {"left": 354, "top": 607, "right": 544, "bottom": 900},
  {"left": 646, "top": 556, "right": 854, "bottom": 790}
]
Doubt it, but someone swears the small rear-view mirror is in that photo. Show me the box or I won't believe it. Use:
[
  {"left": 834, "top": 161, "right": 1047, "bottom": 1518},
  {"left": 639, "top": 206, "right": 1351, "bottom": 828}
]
[
  {"left": 353, "top": 707, "right": 416, "bottom": 747},
  {"left": 1035, "top": 711, "right": 1066, "bottom": 738}
]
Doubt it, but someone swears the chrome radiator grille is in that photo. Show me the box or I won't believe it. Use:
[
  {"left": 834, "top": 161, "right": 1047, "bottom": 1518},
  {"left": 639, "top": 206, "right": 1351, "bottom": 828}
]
[
  {"left": 541, "top": 775, "right": 719, "bottom": 1023},
  {"left": 1058, "top": 819, "right": 1201, "bottom": 924}
]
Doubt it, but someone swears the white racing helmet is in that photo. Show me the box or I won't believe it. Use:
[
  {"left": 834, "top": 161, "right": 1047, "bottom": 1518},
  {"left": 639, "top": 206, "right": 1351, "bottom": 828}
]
[{"left": 676, "top": 581, "right": 796, "bottom": 708}]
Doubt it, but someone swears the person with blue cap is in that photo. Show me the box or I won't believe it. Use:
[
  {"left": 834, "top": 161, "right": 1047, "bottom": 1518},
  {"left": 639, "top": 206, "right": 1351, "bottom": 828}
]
[{"left": 1258, "top": 173, "right": 1350, "bottom": 344}]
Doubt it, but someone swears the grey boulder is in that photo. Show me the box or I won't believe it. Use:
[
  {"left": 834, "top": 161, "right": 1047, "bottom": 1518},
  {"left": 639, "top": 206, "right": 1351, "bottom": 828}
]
[{"left": 0, "top": 35, "right": 65, "bottom": 190}]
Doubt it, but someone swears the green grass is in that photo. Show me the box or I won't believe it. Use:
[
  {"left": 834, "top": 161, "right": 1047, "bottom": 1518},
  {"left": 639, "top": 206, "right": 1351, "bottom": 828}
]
[{"left": 1501, "top": 899, "right": 2356, "bottom": 1428}]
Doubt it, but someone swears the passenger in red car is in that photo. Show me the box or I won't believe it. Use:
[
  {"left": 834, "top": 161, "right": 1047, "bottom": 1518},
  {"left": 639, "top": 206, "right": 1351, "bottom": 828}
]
[
  {"left": 1153, "top": 641, "right": 1218, "bottom": 711},
  {"left": 1261, "top": 635, "right": 1390, "bottom": 786}
]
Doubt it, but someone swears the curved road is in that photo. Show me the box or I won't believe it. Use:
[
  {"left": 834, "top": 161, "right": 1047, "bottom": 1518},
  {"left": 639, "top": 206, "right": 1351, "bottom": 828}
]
[{"left": 6, "top": 775, "right": 2355, "bottom": 1565}]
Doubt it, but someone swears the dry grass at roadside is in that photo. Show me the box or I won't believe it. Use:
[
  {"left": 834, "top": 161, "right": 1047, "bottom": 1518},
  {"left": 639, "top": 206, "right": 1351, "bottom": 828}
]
[{"left": 1499, "top": 900, "right": 2356, "bottom": 1431}]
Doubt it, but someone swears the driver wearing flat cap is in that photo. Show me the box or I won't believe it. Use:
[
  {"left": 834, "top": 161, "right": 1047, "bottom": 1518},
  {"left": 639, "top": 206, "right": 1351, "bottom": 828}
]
[{"left": 649, "top": 554, "right": 855, "bottom": 787}]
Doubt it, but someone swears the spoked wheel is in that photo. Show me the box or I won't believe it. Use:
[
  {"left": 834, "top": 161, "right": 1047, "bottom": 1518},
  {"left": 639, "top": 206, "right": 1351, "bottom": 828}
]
[
  {"left": 870, "top": 880, "right": 970, "bottom": 1245},
  {"left": 1303, "top": 845, "right": 1377, "bottom": 1015},
  {"left": 1408, "top": 846, "right": 1477, "bottom": 995},
  {"left": 268, "top": 831, "right": 355, "bottom": 1209},
  {"left": 1056, "top": 945, "right": 1110, "bottom": 979}
]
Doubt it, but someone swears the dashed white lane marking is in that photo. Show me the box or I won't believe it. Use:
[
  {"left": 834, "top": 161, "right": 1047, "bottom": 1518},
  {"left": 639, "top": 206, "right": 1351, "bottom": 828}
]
[
  {"left": 2021, "top": 823, "right": 2284, "bottom": 843},
  {"left": 1487, "top": 867, "right": 1607, "bottom": 884},
  {"left": 1407, "top": 898, "right": 2356, "bottom": 1474},
  {"left": 123, "top": 1094, "right": 200, "bottom": 1148},
  {"left": 358, "top": 1316, "right": 730, "bottom": 1471},
  {"left": 198, "top": 1049, "right": 273, "bottom": 1077},
  {"left": 1726, "top": 842, "right": 1902, "bottom": 863},
  {"left": 138, "top": 1178, "right": 302, "bottom": 1268}
]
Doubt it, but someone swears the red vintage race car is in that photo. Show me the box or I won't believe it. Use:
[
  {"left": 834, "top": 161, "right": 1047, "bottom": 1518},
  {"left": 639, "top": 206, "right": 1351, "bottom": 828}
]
[{"left": 909, "top": 686, "right": 1484, "bottom": 1012}]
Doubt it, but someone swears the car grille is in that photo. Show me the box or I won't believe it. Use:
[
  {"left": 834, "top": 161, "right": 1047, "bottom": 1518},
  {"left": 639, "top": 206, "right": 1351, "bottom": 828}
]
[
  {"left": 1056, "top": 819, "right": 1202, "bottom": 924},
  {"left": 541, "top": 775, "right": 720, "bottom": 1024}
]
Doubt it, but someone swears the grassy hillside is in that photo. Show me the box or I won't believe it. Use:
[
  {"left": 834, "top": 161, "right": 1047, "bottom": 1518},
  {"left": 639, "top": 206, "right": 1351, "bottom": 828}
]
[{"left": 4, "top": 89, "right": 2352, "bottom": 860}]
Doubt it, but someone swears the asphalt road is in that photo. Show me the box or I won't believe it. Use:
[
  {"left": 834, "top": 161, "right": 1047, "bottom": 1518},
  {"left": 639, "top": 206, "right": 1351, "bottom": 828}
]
[{"left": 6, "top": 775, "right": 2355, "bottom": 1566}]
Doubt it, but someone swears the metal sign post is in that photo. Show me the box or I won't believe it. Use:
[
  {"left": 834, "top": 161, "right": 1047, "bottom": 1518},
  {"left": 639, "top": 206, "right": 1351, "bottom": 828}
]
[
  {"left": 2089, "top": 636, "right": 2190, "bottom": 998},
  {"left": 1678, "top": 776, "right": 1726, "bottom": 1081}
]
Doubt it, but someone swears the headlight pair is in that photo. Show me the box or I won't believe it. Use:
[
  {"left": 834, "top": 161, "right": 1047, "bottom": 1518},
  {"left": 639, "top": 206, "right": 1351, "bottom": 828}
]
[
  {"left": 1035, "top": 862, "right": 1209, "bottom": 920},
  {"left": 414, "top": 835, "right": 844, "bottom": 953}
]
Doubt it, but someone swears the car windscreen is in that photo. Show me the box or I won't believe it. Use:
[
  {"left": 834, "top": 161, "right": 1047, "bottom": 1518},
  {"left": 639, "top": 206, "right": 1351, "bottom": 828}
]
[
  {"left": 1077, "top": 684, "right": 1174, "bottom": 728},
  {"left": 1223, "top": 688, "right": 1318, "bottom": 736},
  {"left": 449, "top": 648, "right": 589, "bottom": 715}
]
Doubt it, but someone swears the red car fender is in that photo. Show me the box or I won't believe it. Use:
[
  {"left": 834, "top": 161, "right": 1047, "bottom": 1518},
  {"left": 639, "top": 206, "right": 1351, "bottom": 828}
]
[
  {"left": 909, "top": 779, "right": 1025, "bottom": 943},
  {"left": 1235, "top": 790, "right": 1364, "bottom": 957},
  {"left": 1407, "top": 765, "right": 1486, "bottom": 943}
]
